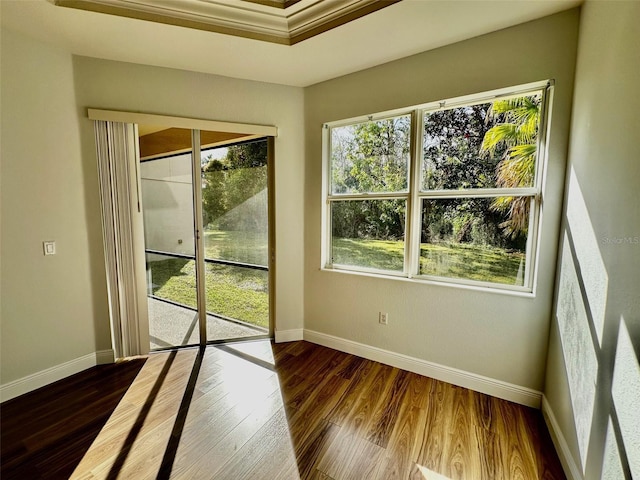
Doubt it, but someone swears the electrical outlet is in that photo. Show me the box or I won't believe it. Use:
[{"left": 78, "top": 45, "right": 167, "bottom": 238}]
[{"left": 379, "top": 312, "right": 388, "bottom": 325}]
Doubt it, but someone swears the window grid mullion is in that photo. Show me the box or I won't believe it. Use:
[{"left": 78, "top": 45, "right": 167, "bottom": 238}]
[
  {"left": 524, "top": 83, "right": 552, "bottom": 291},
  {"left": 322, "top": 124, "right": 331, "bottom": 268},
  {"left": 407, "top": 109, "right": 424, "bottom": 277},
  {"left": 418, "top": 187, "right": 539, "bottom": 199},
  {"left": 327, "top": 192, "right": 409, "bottom": 202}
]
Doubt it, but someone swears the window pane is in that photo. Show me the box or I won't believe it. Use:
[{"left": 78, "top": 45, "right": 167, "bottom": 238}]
[
  {"left": 331, "top": 115, "right": 410, "bottom": 194},
  {"left": 147, "top": 253, "right": 197, "bottom": 309},
  {"left": 204, "top": 263, "right": 268, "bottom": 332},
  {"left": 331, "top": 199, "right": 406, "bottom": 272},
  {"left": 201, "top": 141, "right": 268, "bottom": 266},
  {"left": 146, "top": 253, "right": 198, "bottom": 349},
  {"left": 200, "top": 139, "right": 270, "bottom": 342},
  {"left": 140, "top": 153, "right": 195, "bottom": 256},
  {"left": 419, "top": 197, "right": 531, "bottom": 285},
  {"left": 422, "top": 94, "right": 541, "bottom": 190}
]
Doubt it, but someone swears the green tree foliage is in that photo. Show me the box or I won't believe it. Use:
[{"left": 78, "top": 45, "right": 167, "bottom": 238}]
[
  {"left": 423, "top": 105, "right": 498, "bottom": 190},
  {"left": 331, "top": 117, "right": 409, "bottom": 241},
  {"left": 423, "top": 105, "right": 487, "bottom": 244},
  {"left": 201, "top": 140, "right": 267, "bottom": 232},
  {"left": 421, "top": 104, "right": 522, "bottom": 249},
  {"left": 481, "top": 95, "right": 541, "bottom": 237},
  {"left": 332, "top": 116, "right": 410, "bottom": 194}
]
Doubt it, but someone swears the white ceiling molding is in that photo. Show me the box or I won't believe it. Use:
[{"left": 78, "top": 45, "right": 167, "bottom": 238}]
[
  {"left": 242, "top": 0, "right": 300, "bottom": 9},
  {"left": 52, "top": 0, "right": 401, "bottom": 45}
]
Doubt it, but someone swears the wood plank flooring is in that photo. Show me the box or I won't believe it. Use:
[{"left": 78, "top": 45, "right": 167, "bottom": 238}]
[
  {"left": 1, "top": 358, "right": 146, "bottom": 479},
  {"left": 1, "top": 340, "right": 565, "bottom": 479}
]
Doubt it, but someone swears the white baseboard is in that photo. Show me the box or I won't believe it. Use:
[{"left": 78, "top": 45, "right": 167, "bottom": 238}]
[
  {"left": 542, "top": 395, "right": 582, "bottom": 480},
  {"left": 96, "top": 349, "right": 116, "bottom": 364},
  {"left": 303, "top": 329, "right": 542, "bottom": 408},
  {"left": 0, "top": 349, "right": 115, "bottom": 403},
  {"left": 275, "top": 328, "right": 304, "bottom": 343}
]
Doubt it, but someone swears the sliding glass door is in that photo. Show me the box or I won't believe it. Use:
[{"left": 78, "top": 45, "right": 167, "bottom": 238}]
[
  {"left": 140, "top": 128, "right": 198, "bottom": 349},
  {"left": 139, "top": 127, "right": 271, "bottom": 350},
  {"left": 200, "top": 137, "right": 270, "bottom": 342}
]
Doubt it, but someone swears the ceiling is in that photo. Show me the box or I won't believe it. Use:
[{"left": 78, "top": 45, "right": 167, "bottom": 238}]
[{"left": 0, "top": 0, "right": 581, "bottom": 87}]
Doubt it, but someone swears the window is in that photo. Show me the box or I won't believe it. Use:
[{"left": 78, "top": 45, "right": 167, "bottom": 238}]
[{"left": 322, "top": 82, "right": 551, "bottom": 292}]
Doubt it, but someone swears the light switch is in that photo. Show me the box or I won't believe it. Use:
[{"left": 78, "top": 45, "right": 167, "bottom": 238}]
[{"left": 43, "top": 241, "right": 56, "bottom": 255}]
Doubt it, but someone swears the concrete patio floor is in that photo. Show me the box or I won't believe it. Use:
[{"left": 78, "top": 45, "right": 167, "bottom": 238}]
[{"left": 147, "top": 297, "right": 267, "bottom": 350}]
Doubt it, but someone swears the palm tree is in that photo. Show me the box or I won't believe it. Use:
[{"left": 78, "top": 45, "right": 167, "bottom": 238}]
[{"left": 481, "top": 95, "right": 541, "bottom": 238}]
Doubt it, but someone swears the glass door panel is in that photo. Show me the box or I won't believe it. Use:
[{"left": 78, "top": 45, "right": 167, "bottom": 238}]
[
  {"left": 199, "top": 136, "right": 270, "bottom": 341},
  {"left": 139, "top": 127, "right": 199, "bottom": 350}
]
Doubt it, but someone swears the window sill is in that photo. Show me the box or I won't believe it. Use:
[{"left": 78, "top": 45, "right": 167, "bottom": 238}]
[{"left": 320, "top": 265, "right": 536, "bottom": 298}]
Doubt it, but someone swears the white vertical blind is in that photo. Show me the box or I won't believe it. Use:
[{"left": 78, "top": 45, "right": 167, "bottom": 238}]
[{"left": 94, "top": 121, "right": 147, "bottom": 358}]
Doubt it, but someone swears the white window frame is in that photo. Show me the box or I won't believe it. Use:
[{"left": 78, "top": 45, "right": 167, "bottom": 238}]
[{"left": 321, "top": 80, "right": 553, "bottom": 294}]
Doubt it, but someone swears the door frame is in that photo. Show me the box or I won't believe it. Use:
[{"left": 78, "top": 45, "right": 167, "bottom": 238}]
[
  {"left": 191, "top": 133, "right": 276, "bottom": 345},
  {"left": 89, "top": 108, "right": 277, "bottom": 354}
]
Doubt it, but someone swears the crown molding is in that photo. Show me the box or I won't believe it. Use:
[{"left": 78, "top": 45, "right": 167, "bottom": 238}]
[
  {"left": 52, "top": 0, "right": 400, "bottom": 45},
  {"left": 243, "top": 0, "right": 302, "bottom": 10}
]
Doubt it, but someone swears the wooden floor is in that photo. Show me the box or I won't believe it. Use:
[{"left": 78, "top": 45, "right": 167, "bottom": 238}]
[
  {"left": 1, "top": 358, "right": 146, "bottom": 479},
  {"left": 1, "top": 340, "right": 565, "bottom": 480}
]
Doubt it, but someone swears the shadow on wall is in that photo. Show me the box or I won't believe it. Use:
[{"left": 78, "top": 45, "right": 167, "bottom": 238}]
[{"left": 554, "top": 167, "right": 639, "bottom": 479}]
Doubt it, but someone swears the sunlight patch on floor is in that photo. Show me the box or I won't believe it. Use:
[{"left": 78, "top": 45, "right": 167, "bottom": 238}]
[
  {"left": 71, "top": 342, "right": 300, "bottom": 479},
  {"left": 416, "top": 464, "right": 453, "bottom": 479}
]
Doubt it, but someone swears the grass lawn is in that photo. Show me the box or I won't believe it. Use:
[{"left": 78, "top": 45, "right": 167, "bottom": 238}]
[
  {"left": 333, "top": 237, "right": 525, "bottom": 285},
  {"left": 149, "top": 230, "right": 269, "bottom": 327},
  {"left": 419, "top": 242, "right": 524, "bottom": 285},
  {"left": 148, "top": 257, "right": 268, "bottom": 328},
  {"left": 204, "top": 229, "right": 267, "bottom": 266},
  {"left": 331, "top": 238, "right": 405, "bottom": 271}
]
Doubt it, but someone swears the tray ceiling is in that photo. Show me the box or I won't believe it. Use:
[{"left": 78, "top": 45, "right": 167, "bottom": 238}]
[{"left": 53, "top": 0, "right": 401, "bottom": 45}]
